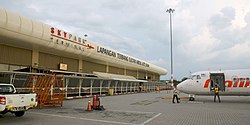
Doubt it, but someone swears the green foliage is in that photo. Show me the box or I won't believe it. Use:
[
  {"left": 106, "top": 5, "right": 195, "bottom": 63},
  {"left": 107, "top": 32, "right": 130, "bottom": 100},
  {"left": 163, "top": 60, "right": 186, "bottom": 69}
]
[{"left": 181, "top": 77, "right": 189, "bottom": 81}]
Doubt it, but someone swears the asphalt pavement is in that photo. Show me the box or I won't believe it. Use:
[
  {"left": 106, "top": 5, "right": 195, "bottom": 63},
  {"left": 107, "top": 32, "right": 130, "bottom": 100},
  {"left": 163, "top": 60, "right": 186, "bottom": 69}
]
[{"left": 1, "top": 90, "right": 250, "bottom": 125}]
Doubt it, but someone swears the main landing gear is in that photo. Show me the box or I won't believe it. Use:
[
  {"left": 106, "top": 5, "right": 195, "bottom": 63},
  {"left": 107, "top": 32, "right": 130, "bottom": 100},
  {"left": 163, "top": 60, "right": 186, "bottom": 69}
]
[{"left": 189, "top": 94, "right": 195, "bottom": 101}]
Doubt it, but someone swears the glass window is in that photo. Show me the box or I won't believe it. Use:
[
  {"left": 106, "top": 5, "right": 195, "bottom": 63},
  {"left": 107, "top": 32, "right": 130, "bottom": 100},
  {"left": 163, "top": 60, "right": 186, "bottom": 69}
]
[
  {"left": 0, "top": 74, "right": 11, "bottom": 83},
  {"left": 191, "top": 75, "right": 197, "bottom": 79},
  {"left": 197, "top": 75, "right": 201, "bottom": 79},
  {"left": 201, "top": 74, "right": 206, "bottom": 77},
  {"left": 246, "top": 78, "right": 250, "bottom": 81},
  {"left": 233, "top": 78, "right": 237, "bottom": 82},
  {"left": 0, "top": 85, "right": 15, "bottom": 93},
  {"left": 232, "top": 76, "right": 238, "bottom": 82}
]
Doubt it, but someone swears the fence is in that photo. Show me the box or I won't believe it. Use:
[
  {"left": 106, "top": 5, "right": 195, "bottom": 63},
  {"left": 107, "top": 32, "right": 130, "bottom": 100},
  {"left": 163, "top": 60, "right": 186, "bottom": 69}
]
[{"left": 0, "top": 71, "right": 167, "bottom": 99}]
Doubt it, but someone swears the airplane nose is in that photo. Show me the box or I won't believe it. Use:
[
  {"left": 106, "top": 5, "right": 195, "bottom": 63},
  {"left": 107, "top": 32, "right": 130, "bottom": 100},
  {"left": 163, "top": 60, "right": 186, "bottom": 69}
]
[
  {"left": 177, "top": 82, "right": 183, "bottom": 91},
  {"left": 177, "top": 80, "right": 189, "bottom": 93}
]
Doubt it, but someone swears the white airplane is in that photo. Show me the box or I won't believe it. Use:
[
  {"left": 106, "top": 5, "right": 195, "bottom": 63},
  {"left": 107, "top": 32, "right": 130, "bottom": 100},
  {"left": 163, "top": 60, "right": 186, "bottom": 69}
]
[{"left": 177, "top": 69, "right": 250, "bottom": 101}]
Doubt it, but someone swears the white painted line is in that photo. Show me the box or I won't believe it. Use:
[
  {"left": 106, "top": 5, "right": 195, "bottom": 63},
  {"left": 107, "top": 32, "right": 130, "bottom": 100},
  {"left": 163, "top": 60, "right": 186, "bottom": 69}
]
[
  {"left": 30, "top": 112, "right": 138, "bottom": 125},
  {"left": 141, "top": 113, "right": 162, "bottom": 125},
  {"left": 78, "top": 117, "right": 137, "bottom": 125},
  {"left": 30, "top": 112, "right": 76, "bottom": 119},
  {"left": 108, "top": 109, "right": 158, "bottom": 114},
  {"left": 68, "top": 107, "right": 158, "bottom": 114}
]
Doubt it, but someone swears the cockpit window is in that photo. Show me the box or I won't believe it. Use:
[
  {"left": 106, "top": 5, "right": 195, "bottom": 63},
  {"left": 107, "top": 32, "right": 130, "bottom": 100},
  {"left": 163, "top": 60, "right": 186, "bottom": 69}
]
[
  {"left": 191, "top": 75, "right": 196, "bottom": 79},
  {"left": 197, "top": 75, "right": 201, "bottom": 79},
  {"left": 201, "top": 74, "right": 206, "bottom": 77},
  {"left": 191, "top": 75, "right": 201, "bottom": 79}
]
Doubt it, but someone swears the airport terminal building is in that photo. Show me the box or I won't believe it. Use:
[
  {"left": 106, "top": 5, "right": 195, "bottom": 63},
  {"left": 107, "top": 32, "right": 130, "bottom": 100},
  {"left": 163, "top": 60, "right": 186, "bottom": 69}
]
[
  {"left": 0, "top": 8, "right": 168, "bottom": 98},
  {"left": 0, "top": 8, "right": 166, "bottom": 82}
]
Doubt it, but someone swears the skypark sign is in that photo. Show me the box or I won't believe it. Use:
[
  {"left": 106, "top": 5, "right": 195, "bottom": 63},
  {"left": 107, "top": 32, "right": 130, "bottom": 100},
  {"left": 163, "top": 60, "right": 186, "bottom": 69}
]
[
  {"left": 50, "top": 27, "right": 94, "bottom": 50},
  {"left": 50, "top": 27, "right": 149, "bottom": 67},
  {"left": 97, "top": 46, "right": 150, "bottom": 67}
]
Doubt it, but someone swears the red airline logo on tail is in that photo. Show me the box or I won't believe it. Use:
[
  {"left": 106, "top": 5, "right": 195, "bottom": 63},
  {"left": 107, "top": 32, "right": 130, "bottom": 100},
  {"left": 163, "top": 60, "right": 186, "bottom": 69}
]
[{"left": 203, "top": 78, "right": 250, "bottom": 88}]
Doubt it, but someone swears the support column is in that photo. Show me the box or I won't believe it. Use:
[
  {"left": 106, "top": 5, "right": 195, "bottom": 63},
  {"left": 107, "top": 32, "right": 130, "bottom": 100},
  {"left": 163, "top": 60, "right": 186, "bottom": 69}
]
[
  {"left": 115, "top": 81, "right": 118, "bottom": 94},
  {"left": 121, "top": 82, "right": 123, "bottom": 93},
  {"left": 108, "top": 80, "right": 111, "bottom": 89},
  {"left": 10, "top": 73, "right": 15, "bottom": 84},
  {"left": 65, "top": 78, "right": 69, "bottom": 98},
  {"left": 130, "top": 82, "right": 132, "bottom": 93},
  {"left": 79, "top": 79, "right": 83, "bottom": 97},
  {"left": 126, "top": 82, "right": 128, "bottom": 93},
  {"left": 78, "top": 59, "right": 83, "bottom": 72},
  {"left": 90, "top": 79, "right": 94, "bottom": 96},
  {"left": 32, "top": 48, "right": 39, "bottom": 68},
  {"left": 124, "top": 68, "right": 127, "bottom": 75},
  {"left": 106, "top": 64, "right": 109, "bottom": 73},
  {"left": 136, "top": 70, "right": 139, "bottom": 79},
  {"left": 100, "top": 80, "right": 103, "bottom": 95}
]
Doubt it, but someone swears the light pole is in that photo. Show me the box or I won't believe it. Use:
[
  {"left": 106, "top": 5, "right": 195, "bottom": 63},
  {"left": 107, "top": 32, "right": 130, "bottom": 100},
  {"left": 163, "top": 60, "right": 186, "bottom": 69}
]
[{"left": 166, "top": 8, "right": 175, "bottom": 87}]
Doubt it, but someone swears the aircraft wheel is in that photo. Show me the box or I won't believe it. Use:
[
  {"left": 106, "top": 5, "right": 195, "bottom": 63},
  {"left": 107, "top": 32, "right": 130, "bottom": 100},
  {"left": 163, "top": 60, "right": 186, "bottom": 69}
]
[{"left": 189, "top": 97, "right": 195, "bottom": 101}]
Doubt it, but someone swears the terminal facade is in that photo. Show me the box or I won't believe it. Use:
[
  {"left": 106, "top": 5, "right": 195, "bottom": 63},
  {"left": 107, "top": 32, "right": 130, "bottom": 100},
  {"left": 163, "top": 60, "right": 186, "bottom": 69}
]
[{"left": 0, "top": 8, "right": 167, "bottom": 81}]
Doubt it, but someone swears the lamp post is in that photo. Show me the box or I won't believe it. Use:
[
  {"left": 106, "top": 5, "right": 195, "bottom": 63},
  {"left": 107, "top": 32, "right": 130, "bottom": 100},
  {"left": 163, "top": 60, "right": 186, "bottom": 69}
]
[{"left": 166, "top": 8, "right": 175, "bottom": 87}]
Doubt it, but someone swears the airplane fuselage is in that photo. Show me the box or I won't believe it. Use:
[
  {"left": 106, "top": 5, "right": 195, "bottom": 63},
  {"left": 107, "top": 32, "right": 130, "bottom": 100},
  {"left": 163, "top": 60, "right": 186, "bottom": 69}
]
[{"left": 177, "top": 69, "right": 250, "bottom": 96}]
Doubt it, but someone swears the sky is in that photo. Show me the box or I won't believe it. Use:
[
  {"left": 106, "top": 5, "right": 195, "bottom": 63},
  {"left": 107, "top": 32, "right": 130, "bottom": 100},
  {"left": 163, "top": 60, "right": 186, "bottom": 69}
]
[{"left": 0, "top": 0, "right": 250, "bottom": 80}]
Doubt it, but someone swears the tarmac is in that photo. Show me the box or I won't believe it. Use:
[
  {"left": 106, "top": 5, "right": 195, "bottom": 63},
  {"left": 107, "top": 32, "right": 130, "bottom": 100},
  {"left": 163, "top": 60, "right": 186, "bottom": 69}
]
[{"left": 1, "top": 90, "right": 250, "bottom": 125}]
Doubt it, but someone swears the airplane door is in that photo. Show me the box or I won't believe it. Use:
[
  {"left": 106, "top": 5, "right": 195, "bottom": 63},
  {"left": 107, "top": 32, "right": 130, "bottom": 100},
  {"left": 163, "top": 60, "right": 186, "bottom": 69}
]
[{"left": 210, "top": 73, "right": 225, "bottom": 92}]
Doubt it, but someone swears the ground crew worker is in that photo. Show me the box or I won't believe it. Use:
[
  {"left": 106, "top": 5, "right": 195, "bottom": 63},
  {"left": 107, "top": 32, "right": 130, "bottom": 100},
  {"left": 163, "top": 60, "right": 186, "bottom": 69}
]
[
  {"left": 139, "top": 85, "right": 142, "bottom": 92},
  {"left": 172, "top": 88, "right": 180, "bottom": 103},
  {"left": 214, "top": 84, "right": 221, "bottom": 103},
  {"left": 156, "top": 85, "right": 160, "bottom": 93}
]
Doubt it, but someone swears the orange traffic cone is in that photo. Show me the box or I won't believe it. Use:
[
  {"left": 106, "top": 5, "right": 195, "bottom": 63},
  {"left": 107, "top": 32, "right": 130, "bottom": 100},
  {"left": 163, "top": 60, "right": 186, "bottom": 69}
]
[
  {"left": 86, "top": 100, "right": 92, "bottom": 111},
  {"left": 93, "top": 95, "right": 97, "bottom": 109}
]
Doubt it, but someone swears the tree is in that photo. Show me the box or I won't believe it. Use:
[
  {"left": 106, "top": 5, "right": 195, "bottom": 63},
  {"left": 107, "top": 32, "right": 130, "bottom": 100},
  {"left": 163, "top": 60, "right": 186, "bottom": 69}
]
[{"left": 181, "top": 77, "right": 189, "bottom": 82}]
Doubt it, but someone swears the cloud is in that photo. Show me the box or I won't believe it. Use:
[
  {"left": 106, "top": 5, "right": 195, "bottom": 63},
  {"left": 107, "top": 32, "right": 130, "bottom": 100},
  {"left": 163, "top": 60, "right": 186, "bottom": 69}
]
[
  {"left": 149, "top": 58, "right": 167, "bottom": 69},
  {"left": 209, "top": 7, "right": 235, "bottom": 32},
  {"left": 173, "top": 5, "right": 250, "bottom": 80},
  {"left": 1, "top": 0, "right": 250, "bottom": 80},
  {"left": 178, "top": 27, "right": 219, "bottom": 62},
  {"left": 244, "top": 12, "right": 250, "bottom": 25}
]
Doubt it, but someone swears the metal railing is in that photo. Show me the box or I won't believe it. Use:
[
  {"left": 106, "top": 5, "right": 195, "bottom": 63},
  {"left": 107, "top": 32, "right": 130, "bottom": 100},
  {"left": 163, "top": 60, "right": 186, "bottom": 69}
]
[{"left": 0, "top": 71, "right": 167, "bottom": 99}]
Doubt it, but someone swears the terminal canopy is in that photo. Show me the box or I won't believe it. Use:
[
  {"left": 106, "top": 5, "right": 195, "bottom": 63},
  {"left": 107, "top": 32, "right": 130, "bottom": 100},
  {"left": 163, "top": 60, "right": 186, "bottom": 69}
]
[{"left": 93, "top": 72, "right": 148, "bottom": 82}]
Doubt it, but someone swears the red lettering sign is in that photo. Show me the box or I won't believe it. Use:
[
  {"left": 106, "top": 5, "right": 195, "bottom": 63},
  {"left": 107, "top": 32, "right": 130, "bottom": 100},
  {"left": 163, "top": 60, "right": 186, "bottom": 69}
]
[
  {"left": 239, "top": 78, "right": 245, "bottom": 87},
  {"left": 245, "top": 81, "right": 250, "bottom": 87},
  {"left": 51, "top": 27, "right": 54, "bottom": 34},
  {"left": 50, "top": 27, "right": 94, "bottom": 50},
  {"left": 203, "top": 79, "right": 210, "bottom": 88},
  {"left": 233, "top": 78, "right": 239, "bottom": 87},
  {"left": 87, "top": 44, "right": 94, "bottom": 49},
  {"left": 57, "top": 30, "right": 61, "bottom": 36},
  {"left": 203, "top": 78, "right": 250, "bottom": 88},
  {"left": 64, "top": 32, "right": 67, "bottom": 38},
  {"left": 225, "top": 80, "right": 232, "bottom": 87}
]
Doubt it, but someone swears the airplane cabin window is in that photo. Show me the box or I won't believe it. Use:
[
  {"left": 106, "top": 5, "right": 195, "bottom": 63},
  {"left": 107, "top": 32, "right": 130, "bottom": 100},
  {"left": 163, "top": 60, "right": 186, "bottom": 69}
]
[
  {"left": 232, "top": 76, "right": 237, "bottom": 82},
  {"left": 232, "top": 77, "right": 237, "bottom": 82}
]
